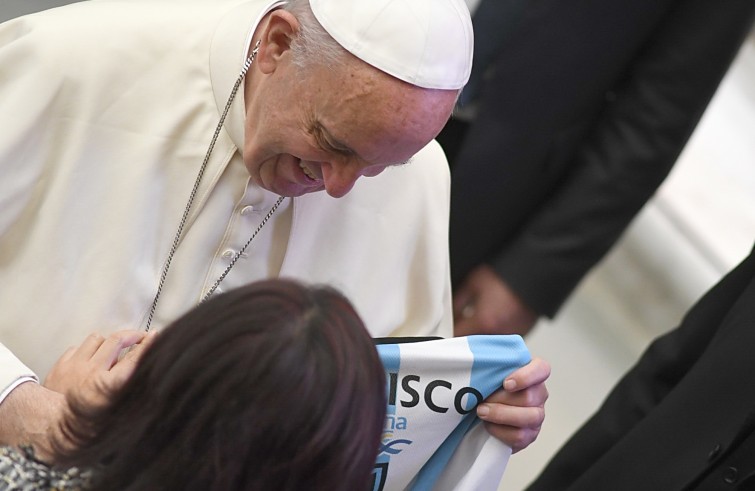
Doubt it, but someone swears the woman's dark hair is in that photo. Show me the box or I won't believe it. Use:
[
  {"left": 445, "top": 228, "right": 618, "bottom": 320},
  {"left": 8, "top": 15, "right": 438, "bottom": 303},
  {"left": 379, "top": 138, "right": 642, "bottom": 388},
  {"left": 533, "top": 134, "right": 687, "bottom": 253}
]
[{"left": 55, "top": 279, "right": 386, "bottom": 490}]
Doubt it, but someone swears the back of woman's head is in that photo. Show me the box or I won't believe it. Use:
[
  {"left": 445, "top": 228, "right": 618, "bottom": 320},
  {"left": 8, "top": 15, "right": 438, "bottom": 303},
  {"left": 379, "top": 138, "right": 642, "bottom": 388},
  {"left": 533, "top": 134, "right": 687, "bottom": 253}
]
[{"left": 58, "top": 279, "right": 386, "bottom": 491}]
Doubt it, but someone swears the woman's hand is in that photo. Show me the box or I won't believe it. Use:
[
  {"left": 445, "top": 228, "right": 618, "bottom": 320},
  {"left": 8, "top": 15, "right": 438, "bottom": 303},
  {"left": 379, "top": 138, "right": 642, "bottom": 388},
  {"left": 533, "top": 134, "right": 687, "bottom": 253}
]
[{"left": 44, "top": 330, "right": 154, "bottom": 406}]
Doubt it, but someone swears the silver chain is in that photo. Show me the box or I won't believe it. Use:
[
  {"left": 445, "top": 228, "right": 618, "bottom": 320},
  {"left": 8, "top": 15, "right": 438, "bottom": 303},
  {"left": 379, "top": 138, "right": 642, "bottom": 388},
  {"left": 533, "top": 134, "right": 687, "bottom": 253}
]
[
  {"left": 145, "top": 40, "right": 283, "bottom": 331},
  {"left": 201, "top": 195, "right": 283, "bottom": 303}
]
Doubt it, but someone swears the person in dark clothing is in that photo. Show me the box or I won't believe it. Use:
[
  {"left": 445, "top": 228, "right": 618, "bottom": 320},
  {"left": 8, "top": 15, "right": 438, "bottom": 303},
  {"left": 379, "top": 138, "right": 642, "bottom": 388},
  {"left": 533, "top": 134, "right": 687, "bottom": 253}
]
[
  {"left": 526, "top": 241, "right": 755, "bottom": 490},
  {"left": 441, "top": 0, "right": 755, "bottom": 337}
]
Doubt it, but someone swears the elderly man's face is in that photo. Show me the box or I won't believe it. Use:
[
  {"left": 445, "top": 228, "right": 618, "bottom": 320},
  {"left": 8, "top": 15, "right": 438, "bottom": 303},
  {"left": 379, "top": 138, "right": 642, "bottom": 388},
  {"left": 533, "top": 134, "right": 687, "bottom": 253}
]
[{"left": 243, "top": 56, "right": 457, "bottom": 198}]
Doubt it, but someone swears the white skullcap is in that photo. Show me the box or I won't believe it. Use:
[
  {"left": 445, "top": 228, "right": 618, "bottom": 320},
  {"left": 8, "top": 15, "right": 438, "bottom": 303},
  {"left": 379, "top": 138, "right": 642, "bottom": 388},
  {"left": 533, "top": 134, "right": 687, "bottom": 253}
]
[{"left": 309, "top": 0, "right": 473, "bottom": 90}]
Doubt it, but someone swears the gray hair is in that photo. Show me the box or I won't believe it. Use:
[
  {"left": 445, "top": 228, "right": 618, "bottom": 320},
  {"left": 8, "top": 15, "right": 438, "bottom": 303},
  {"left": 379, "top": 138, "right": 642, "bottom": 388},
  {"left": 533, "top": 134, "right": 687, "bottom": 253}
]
[{"left": 282, "top": 0, "right": 348, "bottom": 70}]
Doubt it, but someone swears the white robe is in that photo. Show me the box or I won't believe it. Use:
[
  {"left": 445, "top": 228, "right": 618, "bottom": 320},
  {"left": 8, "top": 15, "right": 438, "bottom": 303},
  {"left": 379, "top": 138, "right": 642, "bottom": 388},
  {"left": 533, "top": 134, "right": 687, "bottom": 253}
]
[{"left": 0, "top": 0, "right": 452, "bottom": 390}]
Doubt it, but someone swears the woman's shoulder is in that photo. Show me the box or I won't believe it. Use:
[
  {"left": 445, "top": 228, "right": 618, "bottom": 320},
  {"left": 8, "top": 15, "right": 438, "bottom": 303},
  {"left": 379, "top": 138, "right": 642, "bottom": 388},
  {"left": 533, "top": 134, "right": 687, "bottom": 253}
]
[{"left": 0, "top": 445, "right": 92, "bottom": 490}]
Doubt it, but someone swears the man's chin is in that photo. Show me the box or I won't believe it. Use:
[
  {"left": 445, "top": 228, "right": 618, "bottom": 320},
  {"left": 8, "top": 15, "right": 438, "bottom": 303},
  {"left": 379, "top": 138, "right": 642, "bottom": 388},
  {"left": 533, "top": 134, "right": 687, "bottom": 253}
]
[
  {"left": 269, "top": 182, "right": 325, "bottom": 198},
  {"left": 246, "top": 162, "right": 324, "bottom": 197}
]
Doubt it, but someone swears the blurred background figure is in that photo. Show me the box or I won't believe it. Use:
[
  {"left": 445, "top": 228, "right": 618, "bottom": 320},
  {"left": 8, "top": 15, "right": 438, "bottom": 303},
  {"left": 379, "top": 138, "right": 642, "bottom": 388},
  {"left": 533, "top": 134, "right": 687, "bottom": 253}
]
[
  {"left": 451, "top": 1, "right": 755, "bottom": 488},
  {"left": 445, "top": 0, "right": 755, "bottom": 337}
]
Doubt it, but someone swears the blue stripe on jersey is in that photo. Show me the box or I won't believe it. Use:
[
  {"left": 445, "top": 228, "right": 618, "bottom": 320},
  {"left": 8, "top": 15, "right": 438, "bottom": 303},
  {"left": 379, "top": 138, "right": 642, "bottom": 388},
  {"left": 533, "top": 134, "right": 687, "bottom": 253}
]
[
  {"left": 467, "top": 335, "right": 531, "bottom": 411},
  {"left": 377, "top": 343, "right": 401, "bottom": 415},
  {"left": 375, "top": 342, "right": 402, "bottom": 489},
  {"left": 410, "top": 414, "right": 479, "bottom": 490},
  {"left": 377, "top": 343, "right": 402, "bottom": 373},
  {"left": 409, "top": 335, "right": 531, "bottom": 490}
]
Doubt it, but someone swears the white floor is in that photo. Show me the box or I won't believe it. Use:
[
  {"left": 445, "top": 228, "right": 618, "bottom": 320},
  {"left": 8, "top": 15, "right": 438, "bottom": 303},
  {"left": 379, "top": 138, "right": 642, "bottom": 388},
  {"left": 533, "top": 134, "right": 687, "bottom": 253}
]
[{"left": 498, "top": 32, "right": 755, "bottom": 491}]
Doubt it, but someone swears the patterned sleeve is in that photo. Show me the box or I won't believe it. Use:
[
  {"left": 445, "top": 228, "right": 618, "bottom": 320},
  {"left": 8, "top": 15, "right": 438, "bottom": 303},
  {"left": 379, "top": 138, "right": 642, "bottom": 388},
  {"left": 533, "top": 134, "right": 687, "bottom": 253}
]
[{"left": 0, "top": 446, "right": 91, "bottom": 490}]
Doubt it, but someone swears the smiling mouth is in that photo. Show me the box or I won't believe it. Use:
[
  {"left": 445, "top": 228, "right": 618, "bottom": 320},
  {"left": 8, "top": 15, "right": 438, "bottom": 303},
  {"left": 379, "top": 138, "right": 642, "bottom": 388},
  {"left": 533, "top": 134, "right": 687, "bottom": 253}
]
[{"left": 299, "top": 161, "right": 320, "bottom": 181}]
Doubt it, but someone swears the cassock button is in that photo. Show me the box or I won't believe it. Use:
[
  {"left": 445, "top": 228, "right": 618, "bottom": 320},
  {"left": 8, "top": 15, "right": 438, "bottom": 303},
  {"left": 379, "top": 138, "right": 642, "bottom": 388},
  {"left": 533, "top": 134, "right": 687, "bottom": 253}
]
[
  {"left": 723, "top": 466, "right": 738, "bottom": 484},
  {"left": 708, "top": 444, "right": 722, "bottom": 461},
  {"left": 222, "top": 250, "right": 235, "bottom": 259},
  {"left": 240, "top": 205, "right": 255, "bottom": 215}
]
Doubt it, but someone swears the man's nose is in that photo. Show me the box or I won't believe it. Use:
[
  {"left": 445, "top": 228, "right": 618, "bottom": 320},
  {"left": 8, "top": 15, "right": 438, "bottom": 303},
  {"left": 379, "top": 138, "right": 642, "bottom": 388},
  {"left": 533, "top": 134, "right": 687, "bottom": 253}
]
[{"left": 321, "top": 162, "right": 361, "bottom": 198}]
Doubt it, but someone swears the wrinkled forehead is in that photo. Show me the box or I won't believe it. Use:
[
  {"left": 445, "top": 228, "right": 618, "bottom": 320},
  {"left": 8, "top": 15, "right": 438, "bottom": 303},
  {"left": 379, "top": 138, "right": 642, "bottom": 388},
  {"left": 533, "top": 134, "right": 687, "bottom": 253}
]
[{"left": 316, "top": 65, "right": 458, "bottom": 165}]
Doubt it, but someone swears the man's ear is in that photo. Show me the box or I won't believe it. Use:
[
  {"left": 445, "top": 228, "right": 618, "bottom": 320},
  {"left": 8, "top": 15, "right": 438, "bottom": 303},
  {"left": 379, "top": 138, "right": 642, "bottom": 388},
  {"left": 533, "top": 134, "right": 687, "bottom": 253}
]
[{"left": 255, "top": 9, "right": 300, "bottom": 74}]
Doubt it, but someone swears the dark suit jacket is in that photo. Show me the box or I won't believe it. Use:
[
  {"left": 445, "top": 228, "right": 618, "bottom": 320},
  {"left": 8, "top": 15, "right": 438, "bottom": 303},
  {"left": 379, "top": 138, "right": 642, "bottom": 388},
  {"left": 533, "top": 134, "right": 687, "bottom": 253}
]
[
  {"left": 527, "top": 244, "right": 755, "bottom": 490},
  {"left": 441, "top": 0, "right": 755, "bottom": 316}
]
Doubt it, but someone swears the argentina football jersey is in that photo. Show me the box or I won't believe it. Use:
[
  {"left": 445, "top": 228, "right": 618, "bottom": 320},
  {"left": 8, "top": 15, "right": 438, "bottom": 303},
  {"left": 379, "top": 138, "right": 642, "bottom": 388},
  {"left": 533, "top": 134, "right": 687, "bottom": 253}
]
[{"left": 372, "top": 335, "right": 531, "bottom": 491}]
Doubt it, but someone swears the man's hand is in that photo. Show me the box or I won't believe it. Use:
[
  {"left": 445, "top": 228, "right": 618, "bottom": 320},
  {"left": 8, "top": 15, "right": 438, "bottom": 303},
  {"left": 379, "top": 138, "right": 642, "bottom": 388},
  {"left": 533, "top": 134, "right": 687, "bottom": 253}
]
[
  {"left": 476, "top": 356, "right": 550, "bottom": 453},
  {"left": 453, "top": 264, "right": 538, "bottom": 337},
  {"left": 0, "top": 381, "right": 66, "bottom": 463},
  {"left": 45, "top": 330, "right": 153, "bottom": 407}
]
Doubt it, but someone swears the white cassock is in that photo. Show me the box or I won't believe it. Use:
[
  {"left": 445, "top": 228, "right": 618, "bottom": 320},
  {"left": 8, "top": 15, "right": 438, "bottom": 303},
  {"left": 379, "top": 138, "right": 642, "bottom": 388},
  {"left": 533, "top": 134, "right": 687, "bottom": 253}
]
[{"left": 0, "top": 0, "right": 451, "bottom": 392}]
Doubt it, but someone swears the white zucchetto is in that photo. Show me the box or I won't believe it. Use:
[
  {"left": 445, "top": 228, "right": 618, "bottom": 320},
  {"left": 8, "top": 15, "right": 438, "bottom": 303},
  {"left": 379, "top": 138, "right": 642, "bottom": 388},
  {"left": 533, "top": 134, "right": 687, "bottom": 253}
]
[{"left": 309, "top": 0, "right": 473, "bottom": 90}]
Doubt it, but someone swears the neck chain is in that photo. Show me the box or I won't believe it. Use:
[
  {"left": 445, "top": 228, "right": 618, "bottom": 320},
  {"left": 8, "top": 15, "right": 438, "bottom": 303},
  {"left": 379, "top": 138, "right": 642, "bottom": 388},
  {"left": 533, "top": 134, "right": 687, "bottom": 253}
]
[{"left": 144, "top": 40, "right": 284, "bottom": 332}]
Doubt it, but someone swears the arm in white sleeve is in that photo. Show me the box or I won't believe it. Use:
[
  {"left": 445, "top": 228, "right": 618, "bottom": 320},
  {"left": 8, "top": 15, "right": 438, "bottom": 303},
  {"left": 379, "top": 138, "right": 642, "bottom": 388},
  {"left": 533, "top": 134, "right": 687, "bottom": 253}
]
[{"left": 0, "top": 344, "right": 39, "bottom": 406}]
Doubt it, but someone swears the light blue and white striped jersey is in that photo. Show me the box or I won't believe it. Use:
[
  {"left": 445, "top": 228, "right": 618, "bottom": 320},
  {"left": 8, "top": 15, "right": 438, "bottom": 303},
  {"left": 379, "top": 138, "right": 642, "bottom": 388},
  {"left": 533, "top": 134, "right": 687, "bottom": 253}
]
[{"left": 372, "top": 335, "right": 531, "bottom": 491}]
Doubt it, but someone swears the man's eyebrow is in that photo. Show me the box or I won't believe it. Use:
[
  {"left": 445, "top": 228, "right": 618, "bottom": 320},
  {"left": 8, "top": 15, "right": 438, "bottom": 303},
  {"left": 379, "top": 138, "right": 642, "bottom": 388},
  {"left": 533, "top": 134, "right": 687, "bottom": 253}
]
[
  {"left": 314, "top": 121, "right": 355, "bottom": 156},
  {"left": 315, "top": 120, "right": 413, "bottom": 167}
]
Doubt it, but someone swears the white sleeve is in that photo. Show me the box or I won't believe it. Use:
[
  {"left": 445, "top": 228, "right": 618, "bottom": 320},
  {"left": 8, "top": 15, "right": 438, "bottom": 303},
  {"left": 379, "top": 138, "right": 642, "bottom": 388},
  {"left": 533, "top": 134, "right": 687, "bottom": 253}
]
[
  {"left": 0, "top": 16, "right": 44, "bottom": 406},
  {"left": 0, "top": 344, "right": 39, "bottom": 405}
]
